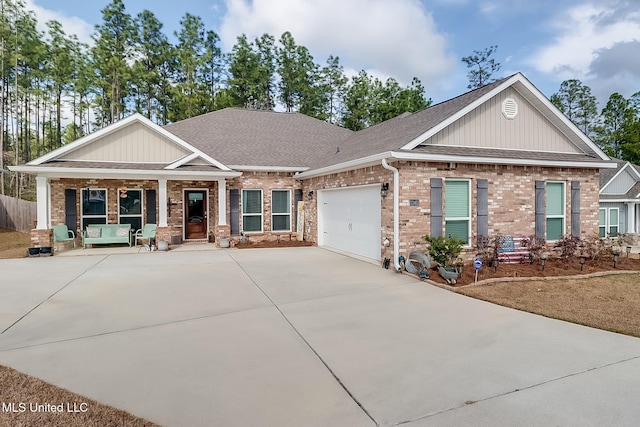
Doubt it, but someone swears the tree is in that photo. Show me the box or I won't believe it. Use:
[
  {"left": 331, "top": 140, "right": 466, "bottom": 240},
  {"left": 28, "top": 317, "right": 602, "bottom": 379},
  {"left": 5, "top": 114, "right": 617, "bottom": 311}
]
[
  {"left": 92, "top": 0, "right": 134, "bottom": 125},
  {"left": 227, "top": 34, "right": 261, "bottom": 109},
  {"left": 461, "top": 45, "right": 501, "bottom": 89},
  {"left": 320, "top": 55, "right": 347, "bottom": 124},
  {"left": 551, "top": 79, "right": 598, "bottom": 136},
  {"left": 46, "top": 20, "right": 74, "bottom": 149},
  {"left": 277, "top": 31, "right": 319, "bottom": 113},
  {"left": 594, "top": 93, "right": 634, "bottom": 158}
]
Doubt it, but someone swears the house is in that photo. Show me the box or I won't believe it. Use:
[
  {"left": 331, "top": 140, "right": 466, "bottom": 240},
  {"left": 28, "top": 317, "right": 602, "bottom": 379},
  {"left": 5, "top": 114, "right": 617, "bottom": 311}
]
[
  {"left": 11, "top": 72, "right": 615, "bottom": 267},
  {"left": 599, "top": 159, "right": 640, "bottom": 238}
]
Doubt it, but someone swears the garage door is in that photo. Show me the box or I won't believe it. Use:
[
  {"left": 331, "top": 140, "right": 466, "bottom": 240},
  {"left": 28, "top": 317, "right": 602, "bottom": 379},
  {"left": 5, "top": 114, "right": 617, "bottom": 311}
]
[{"left": 318, "top": 185, "right": 381, "bottom": 261}]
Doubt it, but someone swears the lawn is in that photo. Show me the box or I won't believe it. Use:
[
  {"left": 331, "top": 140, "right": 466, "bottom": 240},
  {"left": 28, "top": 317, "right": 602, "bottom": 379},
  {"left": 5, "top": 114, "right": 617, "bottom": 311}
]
[
  {"left": 0, "top": 228, "right": 31, "bottom": 259},
  {"left": 458, "top": 273, "right": 640, "bottom": 338}
]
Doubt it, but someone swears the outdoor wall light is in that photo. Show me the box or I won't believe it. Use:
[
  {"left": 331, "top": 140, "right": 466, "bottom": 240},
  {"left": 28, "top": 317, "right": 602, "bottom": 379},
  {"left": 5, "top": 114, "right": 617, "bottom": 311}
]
[
  {"left": 380, "top": 183, "right": 389, "bottom": 198},
  {"left": 383, "top": 237, "right": 390, "bottom": 247},
  {"left": 307, "top": 191, "right": 314, "bottom": 201}
]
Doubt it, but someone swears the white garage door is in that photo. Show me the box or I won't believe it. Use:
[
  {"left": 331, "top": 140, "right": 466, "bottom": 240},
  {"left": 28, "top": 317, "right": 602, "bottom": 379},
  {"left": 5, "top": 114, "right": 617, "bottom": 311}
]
[{"left": 318, "top": 185, "right": 381, "bottom": 261}]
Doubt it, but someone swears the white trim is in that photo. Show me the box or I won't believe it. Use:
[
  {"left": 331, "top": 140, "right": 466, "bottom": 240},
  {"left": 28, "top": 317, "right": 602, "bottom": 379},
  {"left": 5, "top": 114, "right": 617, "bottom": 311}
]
[
  {"left": 599, "top": 208, "right": 607, "bottom": 238},
  {"left": 417, "top": 143, "right": 587, "bottom": 156},
  {"left": 400, "top": 73, "right": 610, "bottom": 161},
  {"left": 217, "top": 179, "right": 227, "bottom": 226},
  {"left": 80, "top": 188, "right": 108, "bottom": 230},
  {"left": 295, "top": 152, "right": 393, "bottom": 179},
  {"left": 271, "top": 189, "right": 292, "bottom": 232},
  {"left": 117, "top": 188, "right": 143, "bottom": 231},
  {"left": 444, "top": 179, "right": 471, "bottom": 246},
  {"left": 183, "top": 188, "right": 210, "bottom": 241},
  {"left": 166, "top": 153, "right": 200, "bottom": 169},
  {"left": 36, "top": 176, "right": 49, "bottom": 230},
  {"left": 228, "top": 165, "right": 309, "bottom": 172},
  {"left": 600, "top": 162, "right": 640, "bottom": 194},
  {"left": 9, "top": 165, "right": 242, "bottom": 180},
  {"left": 242, "top": 189, "right": 263, "bottom": 233},
  {"left": 28, "top": 113, "right": 233, "bottom": 171},
  {"left": 158, "top": 179, "right": 168, "bottom": 227},
  {"left": 546, "top": 181, "right": 565, "bottom": 242}
]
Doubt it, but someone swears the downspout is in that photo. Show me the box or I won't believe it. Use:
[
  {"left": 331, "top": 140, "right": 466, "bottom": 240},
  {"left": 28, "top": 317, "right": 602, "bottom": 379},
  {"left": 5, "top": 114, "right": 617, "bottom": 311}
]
[{"left": 382, "top": 158, "right": 400, "bottom": 271}]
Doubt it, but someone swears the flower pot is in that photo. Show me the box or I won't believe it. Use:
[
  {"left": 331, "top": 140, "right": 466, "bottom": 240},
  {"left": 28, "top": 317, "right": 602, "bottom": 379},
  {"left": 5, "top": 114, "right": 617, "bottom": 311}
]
[
  {"left": 157, "top": 240, "right": 169, "bottom": 251},
  {"left": 219, "top": 238, "right": 230, "bottom": 248}
]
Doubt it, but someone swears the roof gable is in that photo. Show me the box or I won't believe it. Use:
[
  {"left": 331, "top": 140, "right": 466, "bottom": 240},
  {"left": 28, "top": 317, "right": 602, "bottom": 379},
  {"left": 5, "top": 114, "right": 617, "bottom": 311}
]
[
  {"left": 600, "top": 161, "right": 640, "bottom": 195},
  {"left": 29, "top": 113, "right": 231, "bottom": 171}
]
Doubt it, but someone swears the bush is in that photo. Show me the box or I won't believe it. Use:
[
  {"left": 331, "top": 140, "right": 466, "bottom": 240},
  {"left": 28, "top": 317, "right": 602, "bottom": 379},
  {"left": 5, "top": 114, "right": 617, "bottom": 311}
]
[
  {"left": 556, "top": 235, "right": 581, "bottom": 262},
  {"left": 522, "top": 235, "right": 546, "bottom": 264},
  {"left": 423, "top": 235, "right": 465, "bottom": 267}
]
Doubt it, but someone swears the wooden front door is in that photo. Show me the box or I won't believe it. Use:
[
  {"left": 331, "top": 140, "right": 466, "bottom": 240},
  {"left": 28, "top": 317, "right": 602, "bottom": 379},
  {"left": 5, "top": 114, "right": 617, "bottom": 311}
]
[{"left": 185, "top": 190, "right": 207, "bottom": 239}]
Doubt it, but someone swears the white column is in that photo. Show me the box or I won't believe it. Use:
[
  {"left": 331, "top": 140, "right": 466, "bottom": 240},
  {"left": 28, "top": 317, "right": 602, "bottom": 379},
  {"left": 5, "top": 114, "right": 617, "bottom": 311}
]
[
  {"left": 627, "top": 202, "right": 636, "bottom": 234},
  {"left": 158, "top": 179, "right": 168, "bottom": 227},
  {"left": 36, "top": 176, "right": 49, "bottom": 230},
  {"left": 217, "top": 178, "right": 227, "bottom": 225}
]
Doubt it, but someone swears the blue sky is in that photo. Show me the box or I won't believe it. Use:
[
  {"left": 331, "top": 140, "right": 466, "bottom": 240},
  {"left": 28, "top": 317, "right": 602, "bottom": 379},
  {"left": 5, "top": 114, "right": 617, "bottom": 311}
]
[{"left": 26, "top": 0, "right": 640, "bottom": 107}]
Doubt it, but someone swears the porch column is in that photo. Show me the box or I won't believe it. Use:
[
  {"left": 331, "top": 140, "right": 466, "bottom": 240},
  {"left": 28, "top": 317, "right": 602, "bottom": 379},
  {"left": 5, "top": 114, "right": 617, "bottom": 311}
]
[
  {"left": 36, "top": 175, "right": 49, "bottom": 230},
  {"left": 158, "top": 178, "right": 168, "bottom": 227},
  {"left": 627, "top": 202, "right": 636, "bottom": 233},
  {"left": 217, "top": 178, "right": 227, "bottom": 225}
]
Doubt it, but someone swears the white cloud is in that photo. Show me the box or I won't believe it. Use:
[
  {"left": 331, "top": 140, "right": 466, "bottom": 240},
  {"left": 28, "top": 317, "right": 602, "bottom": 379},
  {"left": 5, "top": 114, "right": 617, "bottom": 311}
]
[
  {"left": 527, "top": 2, "right": 640, "bottom": 80},
  {"left": 25, "top": 0, "right": 93, "bottom": 44},
  {"left": 219, "top": 0, "right": 456, "bottom": 94}
]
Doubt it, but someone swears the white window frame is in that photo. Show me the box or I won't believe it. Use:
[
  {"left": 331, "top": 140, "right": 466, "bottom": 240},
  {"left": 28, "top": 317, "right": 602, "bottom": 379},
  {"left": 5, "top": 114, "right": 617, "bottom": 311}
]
[
  {"left": 81, "top": 188, "right": 108, "bottom": 230},
  {"left": 271, "top": 189, "right": 291, "bottom": 232},
  {"left": 444, "top": 179, "right": 471, "bottom": 246},
  {"left": 242, "top": 189, "right": 263, "bottom": 233},
  {"left": 608, "top": 207, "right": 619, "bottom": 237},
  {"left": 118, "top": 188, "right": 143, "bottom": 231},
  {"left": 546, "top": 181, "right": 565, "bottom": 242},
  {"left": 599, "top": 208, "right": 607, "bottom": 238}
]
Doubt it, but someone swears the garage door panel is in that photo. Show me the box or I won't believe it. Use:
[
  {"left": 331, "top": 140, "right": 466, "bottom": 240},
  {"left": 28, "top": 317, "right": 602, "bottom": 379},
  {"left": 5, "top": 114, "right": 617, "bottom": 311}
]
[{"left": 319, "top": 186, "right": 381, "bottom": 261}]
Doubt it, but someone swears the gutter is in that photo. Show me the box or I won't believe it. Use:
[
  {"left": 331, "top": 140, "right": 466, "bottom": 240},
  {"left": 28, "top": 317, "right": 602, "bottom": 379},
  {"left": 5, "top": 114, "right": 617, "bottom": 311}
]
[{"left": 381, "top": 158, "right": 401, "bottom": 271}]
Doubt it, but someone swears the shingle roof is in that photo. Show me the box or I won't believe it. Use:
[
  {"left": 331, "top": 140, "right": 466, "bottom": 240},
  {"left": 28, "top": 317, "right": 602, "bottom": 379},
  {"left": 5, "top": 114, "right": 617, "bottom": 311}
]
[
  {"left": 599, "top": 158, "right": 626, "bottom": 187},
  {"left": 164, "top": 108, "right": 353, "bottom": 168},
  {"left": 599, "top": 158, "right": 640, "bottom": 199},
  {"left": 306, "top": 77, "right": 509, "bottom": 170},
  {"left": 406, "top": 145, "right": 605, "bottom": 163}
]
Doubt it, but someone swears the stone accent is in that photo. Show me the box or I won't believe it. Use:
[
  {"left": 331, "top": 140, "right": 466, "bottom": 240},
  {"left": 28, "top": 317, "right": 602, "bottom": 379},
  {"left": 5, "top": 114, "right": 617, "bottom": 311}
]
[{"left": 30, "top": 228, "right": 53, "bottom": 251}]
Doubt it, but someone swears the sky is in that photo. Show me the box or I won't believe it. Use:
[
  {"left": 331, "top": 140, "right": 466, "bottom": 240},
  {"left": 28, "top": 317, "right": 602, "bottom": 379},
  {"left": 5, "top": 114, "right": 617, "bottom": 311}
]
[{"left": 24, "top": 0, "right": 640, "bottom": 108}]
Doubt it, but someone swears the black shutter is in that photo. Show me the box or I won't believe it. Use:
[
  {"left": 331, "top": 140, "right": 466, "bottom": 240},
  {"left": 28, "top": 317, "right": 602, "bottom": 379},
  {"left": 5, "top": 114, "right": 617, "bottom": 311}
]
[
  {"left": 430, "top": 178, "right": 443, "bottom": 237},
  {"left": 571, "top": 181, "right": 580, "bottom": 237},
  {"left": 477, "top": 179, "right": 488, "bottom": 239},
  {"left": 535, "top": 181, "right": 545, "bottom": 240},
  {"left": 64, "top": 189, "right": 77, "bottom": 231},
  {"left": 230, "top": 189, "right": 240, "bottom": 235},
  {"left": 146, "top": 189, "right": 157, "bottom": 224},
  {"left": 294, "top": 189, "right": 303, "bottom": 232}
]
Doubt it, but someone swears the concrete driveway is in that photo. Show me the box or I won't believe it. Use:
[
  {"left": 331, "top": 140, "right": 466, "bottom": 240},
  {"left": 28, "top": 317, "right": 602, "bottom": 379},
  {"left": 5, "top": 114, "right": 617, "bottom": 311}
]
[{"left": 1, "top": 247, "right": 640, "bottom": 426}]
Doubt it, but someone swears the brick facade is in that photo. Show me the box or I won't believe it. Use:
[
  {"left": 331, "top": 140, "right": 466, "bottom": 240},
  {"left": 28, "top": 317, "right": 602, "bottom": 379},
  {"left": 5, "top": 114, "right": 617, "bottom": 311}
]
[{"left": 301, "top": 161, "right": 600, "bottom": 263}]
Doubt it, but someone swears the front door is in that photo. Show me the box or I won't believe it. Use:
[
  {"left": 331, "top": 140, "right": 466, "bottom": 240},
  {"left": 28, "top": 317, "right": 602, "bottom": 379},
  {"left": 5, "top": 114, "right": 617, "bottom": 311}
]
[{"left": 185, "top": 190, "right": 207, "bottom": 239}]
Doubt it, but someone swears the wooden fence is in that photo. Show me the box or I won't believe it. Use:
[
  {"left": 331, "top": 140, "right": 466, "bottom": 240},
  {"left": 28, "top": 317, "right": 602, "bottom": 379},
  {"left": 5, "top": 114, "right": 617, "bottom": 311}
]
[{"left": 0, "top": 194, "right": 37, "bottom": 233}]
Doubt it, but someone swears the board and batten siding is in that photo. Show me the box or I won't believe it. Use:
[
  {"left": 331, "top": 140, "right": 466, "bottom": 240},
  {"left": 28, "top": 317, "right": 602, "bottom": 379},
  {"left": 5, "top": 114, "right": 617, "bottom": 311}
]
[
  {"left": 427, "top": 87, "right": 581, "bottom": 154},
  {"left": 60, "top": 122, "right": 190, "bottom": 163},
  {"left": 601, "top": 167, "right": 638, "bottom": 195}
]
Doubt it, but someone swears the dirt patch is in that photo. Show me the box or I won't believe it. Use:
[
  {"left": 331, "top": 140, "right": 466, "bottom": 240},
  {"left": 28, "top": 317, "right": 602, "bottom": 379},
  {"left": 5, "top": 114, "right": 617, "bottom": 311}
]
[
  {"left": 0, "top": 228, "right": 31, "bottom": 259},
  {"left": 428, "top": 256, "right": 640, "bottom": 287},
  {"left": 458, "top": 273, "right": 640, "bottom": 338},
  {"left": 0, "top": 365, "right": 159, "bottom": 426}
]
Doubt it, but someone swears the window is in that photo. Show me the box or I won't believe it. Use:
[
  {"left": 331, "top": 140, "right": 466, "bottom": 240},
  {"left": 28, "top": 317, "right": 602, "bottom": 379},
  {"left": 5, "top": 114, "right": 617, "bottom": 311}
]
[
  {"left": 242, "top": 189, "right": 263, "bottom": 232},
  {"left": 609, "top": 208, "right": 619, "bottom": 237},
  {"left": 81, "top": 189, "right": 107, "bottom": 230},
  {"left": 119, "top": 188, "right": 142, "bottom": 231},
  {"left": 445, "top": 180, "right": 470, "bottom": 244},
  {"left": 271, "top": 190, "right": 291, "bottom": 231},
  {"left": 599, "top": 208, "right": 607, "bottom": 238},
  {"left": 546, "top": 182, "right": 565, "bottom": 241}
]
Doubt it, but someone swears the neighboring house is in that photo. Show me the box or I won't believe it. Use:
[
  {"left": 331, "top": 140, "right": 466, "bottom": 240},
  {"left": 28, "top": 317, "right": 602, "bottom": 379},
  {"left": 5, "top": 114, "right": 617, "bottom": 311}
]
[
  {"left": 599, "top": 159, "right": 640, "bottom": 237},
  {"left": 11, "top": 73, "right": 615, "bottom": 267}
]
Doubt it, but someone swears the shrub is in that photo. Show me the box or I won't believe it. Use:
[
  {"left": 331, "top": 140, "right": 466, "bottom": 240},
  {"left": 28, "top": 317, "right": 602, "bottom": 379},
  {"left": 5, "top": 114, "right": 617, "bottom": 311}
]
[
  {"left": 581, "top": 233, "right": 610, "bottom": 261},
  {"left": 522, "top": 235, "right": 546, "bottom": 264},
  {"left": 475, "top": 235, "right": 502, "bottom": 263},
  {"left": 556, "top": 235, "right": 581, "bottom": 262},
  {"left": 423, "top": 235, "right": 465, "bottom": 267}
]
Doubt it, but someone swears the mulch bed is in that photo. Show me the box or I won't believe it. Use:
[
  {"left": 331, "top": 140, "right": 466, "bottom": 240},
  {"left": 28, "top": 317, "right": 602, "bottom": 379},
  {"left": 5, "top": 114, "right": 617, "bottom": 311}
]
[
  {"left": 234, "top": 240, "right": 314, "bottom": 249},
  {"left": 428, "top": 256, "right": 640, "bottom": 286}
]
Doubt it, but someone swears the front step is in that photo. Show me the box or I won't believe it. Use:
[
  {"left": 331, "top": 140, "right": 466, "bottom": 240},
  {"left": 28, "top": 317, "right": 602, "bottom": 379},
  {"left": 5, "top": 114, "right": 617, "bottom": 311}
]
[{"left": 182, "top": 239, "right": 210, "bottom": 245}]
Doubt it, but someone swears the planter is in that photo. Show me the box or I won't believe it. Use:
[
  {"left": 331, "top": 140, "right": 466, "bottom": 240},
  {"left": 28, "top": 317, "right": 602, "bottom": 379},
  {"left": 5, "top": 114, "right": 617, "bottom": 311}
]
[
  {"left": 219, "top": 238, "right": 230, "bottom": 248},
  {"left": 27, "top": 247, "right": 40, "bottom": 257},
  {"left": 157, "top": 240, "right": 169, "bottom": 252},
  {"left": 39, "top": 246, "right": 52, "bottom": 256}
]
